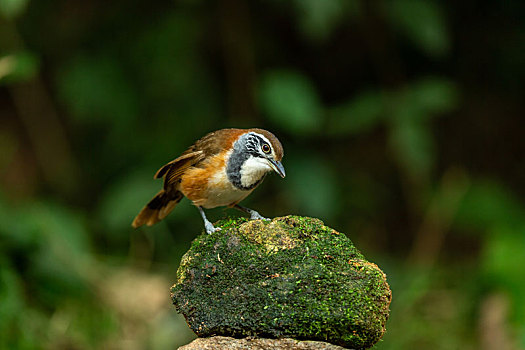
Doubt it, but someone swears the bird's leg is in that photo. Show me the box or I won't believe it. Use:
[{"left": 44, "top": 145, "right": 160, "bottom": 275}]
[
  {"left": 198, "top": 206, "right": 221, "bottom": 234},
  {"left": 234, "top": 204, "right": 269, "bottom": 221}
]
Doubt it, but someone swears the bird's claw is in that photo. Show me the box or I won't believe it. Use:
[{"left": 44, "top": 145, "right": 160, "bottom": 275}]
[
  {"left": 205, "top": 222, "right": 221, "bottom": 235},
  {"left": 250, "top": 211, "right": 269, "bottom": 221}
]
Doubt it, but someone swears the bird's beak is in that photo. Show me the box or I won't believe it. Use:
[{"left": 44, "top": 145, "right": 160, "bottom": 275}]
[{"left": 268, "top": 159, "right": 286, "bottom": 178}]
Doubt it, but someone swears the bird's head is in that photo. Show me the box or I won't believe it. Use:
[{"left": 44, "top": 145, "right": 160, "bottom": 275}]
[{"left": 227, "top": 129, "right": 285, "bottom": 190}]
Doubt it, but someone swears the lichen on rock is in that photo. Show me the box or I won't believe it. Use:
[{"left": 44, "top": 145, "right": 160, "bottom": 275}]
[{"left": 171, "top": 215, "right": 391, "bottom": 349}]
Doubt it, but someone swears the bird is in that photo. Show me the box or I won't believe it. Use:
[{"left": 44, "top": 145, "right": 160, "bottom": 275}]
[{"left": 132, "top": 128, "right": 285, "bottom": 234}]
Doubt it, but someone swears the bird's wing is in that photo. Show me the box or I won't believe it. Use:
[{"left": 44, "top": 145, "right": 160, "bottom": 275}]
[
  {"left": 154, "top": 151, "right": 205, "bottom": 190},
  {"left": 191, "top": 129, "right": 243, "bottom": 157},
  {"left": 154, "top": 128, "right": 245, "bottom": 190}
]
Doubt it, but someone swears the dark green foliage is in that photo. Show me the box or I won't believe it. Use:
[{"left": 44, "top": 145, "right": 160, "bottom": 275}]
[{"left": 171, "top": 216, "right": 391, "bottom": 349}]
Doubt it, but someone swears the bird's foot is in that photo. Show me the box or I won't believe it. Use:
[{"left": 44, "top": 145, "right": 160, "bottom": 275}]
[
  {"left": 250, "top": 210, "right": 269, "bottom": 221},
  {"left": 198, "top": 206, "right": 221, "bottom": 234},
  {"left": 204, "top": 221, "right": 221, "bottom": 235},
  {"left": 233, "top": 205, "right": 270, "bottom": 221}
]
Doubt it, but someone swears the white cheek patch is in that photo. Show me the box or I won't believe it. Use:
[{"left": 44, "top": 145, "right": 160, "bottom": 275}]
[{"left": 240, "top": 156, "right": 271, "bottom": 188}]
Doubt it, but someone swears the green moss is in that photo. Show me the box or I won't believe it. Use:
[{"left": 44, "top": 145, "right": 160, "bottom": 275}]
[{"left": 171, "top": 215, "right": 391, "bottom": 349}]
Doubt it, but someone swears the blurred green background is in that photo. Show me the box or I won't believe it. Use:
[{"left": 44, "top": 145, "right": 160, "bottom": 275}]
[{"left": 1, "top": 0, "right": 524, "bottom": 349}]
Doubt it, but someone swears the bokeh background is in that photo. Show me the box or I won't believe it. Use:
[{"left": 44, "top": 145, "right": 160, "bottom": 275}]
[{"left": 1, "top": 0, "right": 524, "bottom": 349}]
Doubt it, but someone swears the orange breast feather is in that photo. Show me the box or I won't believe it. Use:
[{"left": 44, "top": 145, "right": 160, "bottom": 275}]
[{"left": 180, "top": 152, "right": 229, "bottom": 207}]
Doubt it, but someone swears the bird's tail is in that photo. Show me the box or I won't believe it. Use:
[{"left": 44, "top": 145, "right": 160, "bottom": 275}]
[{"left": 132, "top": 190, "right": 183, "bottom": 228}]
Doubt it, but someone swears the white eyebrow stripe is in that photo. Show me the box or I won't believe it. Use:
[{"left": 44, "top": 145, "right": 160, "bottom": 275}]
[{"left": 251, "top": 132, "right": 275, "bottom": 158}]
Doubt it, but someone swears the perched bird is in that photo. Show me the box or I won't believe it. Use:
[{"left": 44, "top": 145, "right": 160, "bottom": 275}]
[{"left": 132, "top": 128, "right": 285, "bottom": 234}]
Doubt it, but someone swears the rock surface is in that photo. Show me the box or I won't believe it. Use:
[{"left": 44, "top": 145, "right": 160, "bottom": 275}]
[
  {"left": 171, "top": 216, "right": 391, "bottom": 349},
  {"left": 178, "top": 336, "right": 349, "bottom": 350}
]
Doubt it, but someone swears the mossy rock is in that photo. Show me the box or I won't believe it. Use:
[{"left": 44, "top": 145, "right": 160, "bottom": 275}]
[{"left": 170, "top": 216, "right": 391, "bottom": 349}]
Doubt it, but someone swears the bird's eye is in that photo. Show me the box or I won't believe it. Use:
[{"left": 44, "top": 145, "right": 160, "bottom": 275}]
[{"left": 262, "top": 143, "right": 271, "bottom": 154}]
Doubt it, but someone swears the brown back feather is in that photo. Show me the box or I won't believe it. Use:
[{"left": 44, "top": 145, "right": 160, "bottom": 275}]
[{"left": 153, "top": 129, "right": 246, "bottom": 191}]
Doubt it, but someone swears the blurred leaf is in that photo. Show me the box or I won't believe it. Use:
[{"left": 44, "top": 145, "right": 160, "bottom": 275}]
[
  {"left": 454, "top": 180, "right": 525, "bottom": 232},
  {"left": 0, "top": 264, "right": 42, "bottom": 349},
  {"left": 0, "top": 52, "right": 39, "bottom": 83},
  {"left": 382, "top": 78, "right": 457, "bottom": 181},
  {"left": 389, "top": 121, "right": 434, "bottom": 180},
  {"left": 26, "top": 203, "right": 93, "bottom": 298},
  {"left": 0, "top": 201, "right": 92, "bottom": 300},
  {"left": 0, "top": 195, "right": 40, "bottom": 248},
  {"left": 0, "top": 0, "right": 28, "bottom": 19},
  {"left": 55, "top": 301, "right": 119, "bottom": 348},
  {"left": 293, "top": 0, "right": 348, "bottom": 42},
  {"left": 0, "top": 198, "right": 99, "bottom": 348},
  {"left": 0, "top": 263, "right": 23, "bottom": 329},
  {"left": 259, "top": 70, "right": 322, "bottom": 134},
  {"left": 326, "top": 78, "right": 457, "bottom": 136},
  {"left": 28, "top": 202, "right": 91, "bottom": 261},
  {"left": 482, "top": 227, "right": 525, "bottom": 325},
  {"left": 409, "top": 78, "right": 459, "bottom": 115},
  {"left": 57, "top": 55, "right": 139, "bottom": 124},
  {"left": 388, "top": 78, "right": 458, "bottom": 124},
  {"left": 386, "top": 0, "right": 449, "bottom": 57},
  {"left": 327, "top": 89, "right": 384, "bottom": 135},
  {"left": 98, "top": 171, "right": 166, "bottom": 235},
  {"left": 483, "top": 228, "right": 525, "bottom": 288}
]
